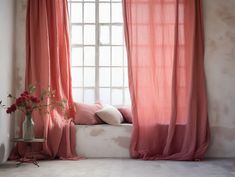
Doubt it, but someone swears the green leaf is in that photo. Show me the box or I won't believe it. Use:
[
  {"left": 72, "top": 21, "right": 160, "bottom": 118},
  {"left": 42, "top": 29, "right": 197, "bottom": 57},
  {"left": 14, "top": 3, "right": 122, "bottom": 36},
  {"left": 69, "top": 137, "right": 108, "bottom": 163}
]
[
  {"left": 28, "top": 84, "right": 36, "bottom": 93},
  {"left": 40, "top": 89, "right": 47, "bottom": 100}
]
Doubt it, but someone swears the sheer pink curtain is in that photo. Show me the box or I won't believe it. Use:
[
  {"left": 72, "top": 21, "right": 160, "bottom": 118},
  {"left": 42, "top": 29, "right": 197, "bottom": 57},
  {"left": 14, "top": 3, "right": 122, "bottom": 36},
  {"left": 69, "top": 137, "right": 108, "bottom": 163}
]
[
  {"left": 11, "top": 0, "right": 80, "bottom": 160},
  {"left": 123, "top": 0, "right": 210, "bottom": 160}
]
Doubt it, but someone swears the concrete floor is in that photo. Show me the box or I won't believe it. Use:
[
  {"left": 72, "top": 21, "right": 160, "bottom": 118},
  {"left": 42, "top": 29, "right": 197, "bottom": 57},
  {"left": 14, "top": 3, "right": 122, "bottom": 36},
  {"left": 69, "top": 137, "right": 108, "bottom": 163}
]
[{"left": 0, "top": 158, "right": 235, "bottom": 177}]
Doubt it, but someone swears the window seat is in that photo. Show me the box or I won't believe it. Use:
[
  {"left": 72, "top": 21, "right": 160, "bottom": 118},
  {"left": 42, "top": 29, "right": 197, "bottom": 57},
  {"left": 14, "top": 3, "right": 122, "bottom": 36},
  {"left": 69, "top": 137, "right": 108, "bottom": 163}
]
[{"left": 75, "top": 124, "right": 133, "bottom": 158}]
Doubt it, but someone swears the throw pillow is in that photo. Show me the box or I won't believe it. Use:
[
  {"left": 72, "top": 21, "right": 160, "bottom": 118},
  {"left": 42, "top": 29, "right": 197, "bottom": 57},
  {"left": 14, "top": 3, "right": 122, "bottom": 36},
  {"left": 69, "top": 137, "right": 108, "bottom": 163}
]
[
  {"left": 74, "top": 102, "right": 103, "bottom": 125},
  {"left": 118, "top": 107, "right": 133, "bottom": 123},
  {"left": 95, "top": 105, "right": 124, "bottom": 125}
]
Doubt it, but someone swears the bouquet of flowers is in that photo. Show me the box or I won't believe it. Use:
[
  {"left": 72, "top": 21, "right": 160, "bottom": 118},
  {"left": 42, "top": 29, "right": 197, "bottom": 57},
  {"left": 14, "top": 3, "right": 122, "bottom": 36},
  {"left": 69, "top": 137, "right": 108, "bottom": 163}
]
[
  {"left": 0, "top": 85, "right": 67, "bottom": 117},
  {"left": 0, "top": 85, "right": 67, "bottom": 139}
]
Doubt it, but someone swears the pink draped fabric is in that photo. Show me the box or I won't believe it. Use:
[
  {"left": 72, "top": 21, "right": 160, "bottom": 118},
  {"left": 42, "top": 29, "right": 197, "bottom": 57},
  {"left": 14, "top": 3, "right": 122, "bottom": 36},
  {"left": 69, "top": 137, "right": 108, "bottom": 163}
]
[
  {"left": 123, "top": 0, "right": 210, "bottom": 160},
  {"left": 11, "top": 0, "right": 79, "bottom": 160}
]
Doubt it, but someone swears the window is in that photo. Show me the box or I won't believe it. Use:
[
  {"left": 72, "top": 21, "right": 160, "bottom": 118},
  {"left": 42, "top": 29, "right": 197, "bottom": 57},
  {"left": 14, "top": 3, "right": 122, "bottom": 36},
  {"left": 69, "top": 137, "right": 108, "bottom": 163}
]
[{"left": 68, "top": 0, "right": 130, "bottom": 106}]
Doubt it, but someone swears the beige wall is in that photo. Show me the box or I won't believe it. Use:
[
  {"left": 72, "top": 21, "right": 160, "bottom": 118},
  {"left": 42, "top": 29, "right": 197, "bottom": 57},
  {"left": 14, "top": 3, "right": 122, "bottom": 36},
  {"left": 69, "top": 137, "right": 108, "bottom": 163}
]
[
  {"left": 204, "top": 0, "right": 235, "bottom": 157},
  {"left": 15, "top": 0, "right": 27, "bottom": 95},
  {"left": 14, "top": 0, "right": 235, "bottom": 157},
  {"left": 0, "top": 0, "right": 16, "bottom": 164}
]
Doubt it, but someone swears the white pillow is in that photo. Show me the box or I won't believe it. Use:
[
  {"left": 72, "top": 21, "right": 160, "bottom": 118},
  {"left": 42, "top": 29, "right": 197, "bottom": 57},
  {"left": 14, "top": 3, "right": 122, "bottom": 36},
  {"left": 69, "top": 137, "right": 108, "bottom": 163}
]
[{"left": 95, "top": 105, "right": 124, "bottom": 125}]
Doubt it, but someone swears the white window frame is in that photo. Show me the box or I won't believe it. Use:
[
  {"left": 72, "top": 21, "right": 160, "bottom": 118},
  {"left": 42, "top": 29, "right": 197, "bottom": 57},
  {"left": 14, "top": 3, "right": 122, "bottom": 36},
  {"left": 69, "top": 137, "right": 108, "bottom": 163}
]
[{"left": 68, "top": 0, "right": 130, "bottom": 106}]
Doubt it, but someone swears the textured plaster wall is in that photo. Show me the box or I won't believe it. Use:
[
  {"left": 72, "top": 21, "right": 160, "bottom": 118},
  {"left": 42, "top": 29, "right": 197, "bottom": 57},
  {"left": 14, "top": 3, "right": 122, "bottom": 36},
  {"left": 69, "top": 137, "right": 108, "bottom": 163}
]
[
  {"left": 0, "top": 0, "right": 16, "bottom": 164},
  {"left": 15, "top": 0, "right": 27, "bottom": 94},
  {"left": 15, "top": 0, "right": 235, "bottom": 157},
  {"left": 204, "top": 0, "right": 235, "bottom": 157},
  {"left": 13, "top": 0, "right": 27, "bottom": 138}
]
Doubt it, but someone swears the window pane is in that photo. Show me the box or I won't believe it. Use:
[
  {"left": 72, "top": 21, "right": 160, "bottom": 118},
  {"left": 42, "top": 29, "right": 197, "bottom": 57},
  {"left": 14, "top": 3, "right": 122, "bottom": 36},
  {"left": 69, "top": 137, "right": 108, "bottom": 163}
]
[
  {"left": 84, "top": 67, "right": 95, "bottom": 87},
  {"left": 68, "top": 3, "right": 71, "bottom": 17},
  {"left": 124, "top": 88, "right": 131, "bottom": 105},
  {"left": 69, "top": 1, "right": 128, "bottom": 106},
  {"left": 72, "top": 25, "right": 82, "bottom": 44},
  {"left": 112, "top": 68, "right": 123, "bottom": 87},
  {"left": 124, "top": 47, "right": 128, "bottom": 66},
  {"left": 84, "top": 25, "right": 95, "bottom": 44},
  {"left": 112, "top": 26, "right": 123, "bottom": 45},
  {"left": 100, "top": 88, "right": 111, "bottom": 104},
  {"left": 71, "top": 67, "right": 83, "bottom": 87},
  {"left": 72, "top": 88, "right": 83, "bottom": 103},
  {"left": 124, "top": 67, "right": 128, "bottom": 87},
  {"left": 99, "top": 3, "right": 110, "bottom": 23},
  {"left": 84, "top": 3, "right": 95, "bottom": 23},
  {"left": 112, "top": 3, "right": 123, "bottom": 23},
  {"left": 99, "top": 67, "right": 110, "bottom": 87},
  {"left": 99, "top": 47, "right": 110, "bottom": 66},
  {"left": 71, "top": 3, "right": 82, "bottom": 23},
  {"left": 112, "top": 89, "right": 123, "bottom": 105},
  {"left": 100, "top": 25, "right": 110, "bottom": 44},
  {"left": 84, "top": 89, "right": 95, "bottom": 104},
  {"left": 84, "top": 47, "right": 95, "bottom": 66},
  {"left": 112, "top": 46, "right": 123, "bottom": 66},
  {"left": 72, "top": 47, "right": 83, "bottom": 66}
]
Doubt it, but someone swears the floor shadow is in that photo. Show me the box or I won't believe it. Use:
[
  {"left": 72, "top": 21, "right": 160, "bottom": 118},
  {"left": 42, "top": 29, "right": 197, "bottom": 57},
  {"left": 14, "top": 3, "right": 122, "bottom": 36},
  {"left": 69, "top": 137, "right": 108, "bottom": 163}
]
[
  {"left": 0, "top": 162, "right": 19, "bottom": 169},
  {"left": 0, "top": 143, "right": 5, "bottom": 164}
]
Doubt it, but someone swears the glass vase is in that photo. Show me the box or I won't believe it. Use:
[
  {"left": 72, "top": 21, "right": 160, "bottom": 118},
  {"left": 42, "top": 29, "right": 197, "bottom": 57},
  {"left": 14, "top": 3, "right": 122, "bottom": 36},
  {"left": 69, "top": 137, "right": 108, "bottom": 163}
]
[{"left": 23, "top": 113, "right": 35, "bottom": 140}]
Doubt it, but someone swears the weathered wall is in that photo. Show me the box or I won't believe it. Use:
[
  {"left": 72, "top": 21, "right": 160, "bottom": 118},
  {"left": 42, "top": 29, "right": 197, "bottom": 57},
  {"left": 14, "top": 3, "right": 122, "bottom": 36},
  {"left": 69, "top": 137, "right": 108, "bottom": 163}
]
[
  {"left": 0, "top": 0, "right": 16, "bottom": 164},
  {"left": 15, "top": 0, "right": 27, "bottom": 94},
  {"left": 204, "top": 0, "right": 235, "bottom": 157},
  {"left": 14, "top": 0, "right": 235, "bottom": 157},
  {"left": 13, "top": 0, "right": 27, "bottom": 138}
]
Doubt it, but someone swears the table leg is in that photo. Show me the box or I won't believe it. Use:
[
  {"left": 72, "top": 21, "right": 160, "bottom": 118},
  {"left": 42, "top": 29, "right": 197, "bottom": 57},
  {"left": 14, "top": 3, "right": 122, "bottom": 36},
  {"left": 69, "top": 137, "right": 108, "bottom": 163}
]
[
  {"left": 16, "top": 158, "right": 40, "bottom": 167},
  {"left": 33, "top": 160, "right": 40, "bottom": 167},
  {"left": 16, "top": 161, "right": 23, "bottom": 167}
]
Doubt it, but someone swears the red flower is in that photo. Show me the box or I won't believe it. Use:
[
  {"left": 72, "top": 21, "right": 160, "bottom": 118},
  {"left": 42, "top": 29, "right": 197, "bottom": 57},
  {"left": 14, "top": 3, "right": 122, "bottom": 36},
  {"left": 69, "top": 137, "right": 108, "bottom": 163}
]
[
  {"left": 21, "top": 96, "right": 27, "bottom": 101},
  {"left": 6, "top": 104, "right": 17, "bottom": 114},
  {"left": 11, "top": 104, "right": 17, "bottom": 112},
  {"left": 20, "top": 90, "right": 29, "bottom": 97},
  {"left": 3, "top": 86, "right": 66, "bottom": 117},
  {"left": 26, "top": 105, "right": 32, "bottom": 112},
  {"left": 6, "top": 108, "right": 11, "bottom": 114},
  {"left": 30, "top": 96, "right": 40, "bottom": 103},
  {"left": 24, "top": 91, "right": 29, "bottom": 95},
  {"left": 16, "top": 97, "right": 22, "bottom": 106}
]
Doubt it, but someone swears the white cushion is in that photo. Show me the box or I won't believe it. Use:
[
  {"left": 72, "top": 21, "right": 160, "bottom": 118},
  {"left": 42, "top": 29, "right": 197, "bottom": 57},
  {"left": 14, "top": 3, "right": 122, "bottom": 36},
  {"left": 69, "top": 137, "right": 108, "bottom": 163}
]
[{"left": 95, "top": 105, "right": 124, "bottom": 125}]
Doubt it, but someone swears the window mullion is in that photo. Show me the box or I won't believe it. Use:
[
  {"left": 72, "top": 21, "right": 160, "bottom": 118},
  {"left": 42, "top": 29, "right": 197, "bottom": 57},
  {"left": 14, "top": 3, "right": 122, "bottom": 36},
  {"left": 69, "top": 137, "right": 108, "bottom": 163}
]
[
  {"left": 122, "top": 37, "right": 125, "bottom": 106},
  {"left": 82, "top": 0, "right": 85, "bottom": 102},
  {"left": 95, "top": 0, "right": 99, "bottom": 102},
  {"left": 110, "top": 0, "right": 112, "bottom": 105}
]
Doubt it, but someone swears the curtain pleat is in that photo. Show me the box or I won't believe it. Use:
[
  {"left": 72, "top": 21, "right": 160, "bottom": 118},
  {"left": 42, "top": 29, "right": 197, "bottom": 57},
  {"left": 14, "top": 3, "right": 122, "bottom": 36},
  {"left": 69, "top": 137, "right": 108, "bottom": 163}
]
[
  {"left": 123, "top": 0, "right": 210, "bottom": 160},
  {"left": 10, "top": 0, "right": 80, "bottom": 160}
]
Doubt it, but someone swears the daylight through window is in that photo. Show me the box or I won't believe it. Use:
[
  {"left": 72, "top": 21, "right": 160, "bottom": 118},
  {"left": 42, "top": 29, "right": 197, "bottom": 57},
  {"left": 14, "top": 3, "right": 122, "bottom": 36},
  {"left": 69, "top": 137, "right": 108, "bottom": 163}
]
[{"left": 68, "top": 0, "right": 130, "bottom": 106}]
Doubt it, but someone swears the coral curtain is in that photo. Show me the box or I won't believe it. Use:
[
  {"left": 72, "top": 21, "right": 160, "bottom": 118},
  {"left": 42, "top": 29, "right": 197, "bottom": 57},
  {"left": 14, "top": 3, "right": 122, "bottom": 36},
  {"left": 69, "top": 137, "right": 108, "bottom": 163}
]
[
  {"left": 11, "top": 0, "right": 79, "bottom": 160},
  {"left": 123, "top": 0, "right": 210, "bottom": 160}
]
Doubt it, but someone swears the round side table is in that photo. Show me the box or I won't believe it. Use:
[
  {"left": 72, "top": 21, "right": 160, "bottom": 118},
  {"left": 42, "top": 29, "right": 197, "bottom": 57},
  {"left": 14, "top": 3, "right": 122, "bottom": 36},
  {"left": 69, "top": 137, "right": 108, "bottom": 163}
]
[{"left": 11, "top": 138, "right": 46, "bottom": 167}]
